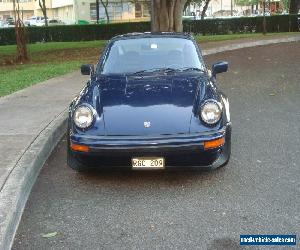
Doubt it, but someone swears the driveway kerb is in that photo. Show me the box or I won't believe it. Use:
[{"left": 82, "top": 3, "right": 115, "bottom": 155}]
[
  {"left": 0, "top": 35, "right": 299, "bottom": 250},
  {"left": 0, "top": 111, "right": 68, "bottom": 250},
  {"left": 202, "top": 35, "right": 300, "bottom": 55}
]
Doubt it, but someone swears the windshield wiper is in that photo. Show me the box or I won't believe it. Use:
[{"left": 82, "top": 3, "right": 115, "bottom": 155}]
[
  {"left": 131, "top": 67, "right": 177, "bottom": 75},
  {"left": 131, "top": 67, "right": 205, "bottom": 75},
  {"left": 177, "top": 67, "right": 205, "bottom": 72}
]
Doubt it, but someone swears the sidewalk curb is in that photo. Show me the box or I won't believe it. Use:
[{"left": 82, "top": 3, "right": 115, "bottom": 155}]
[
  {"left": 0, "top": 111, "right": 68, "bottom": 250},
  {"left": 202, "top": 36, "right": 300, "bottom": 55},
  {"left": 0, "top": 36, "right": 299, "bottom": 250}
]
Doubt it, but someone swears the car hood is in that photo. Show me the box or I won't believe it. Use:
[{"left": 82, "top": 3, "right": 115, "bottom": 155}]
[{"left": 91, "top": 74, "right": 207, "bottom": 136}]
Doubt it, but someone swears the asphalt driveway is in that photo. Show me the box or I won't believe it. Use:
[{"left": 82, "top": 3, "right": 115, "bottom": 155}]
[{"left": 13, "top": 42, "right": 300, "bottom": 250}]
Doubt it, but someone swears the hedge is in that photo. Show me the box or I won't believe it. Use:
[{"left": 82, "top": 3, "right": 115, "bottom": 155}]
[
  {"left": 184, "top": 14, "right": 300, "bottom": 34},
  {"left": 0, "top": 15, "right": 299, "bottom": 45},
  {"left": 0, "top": 22, "right": 150, "bottom": 45}
]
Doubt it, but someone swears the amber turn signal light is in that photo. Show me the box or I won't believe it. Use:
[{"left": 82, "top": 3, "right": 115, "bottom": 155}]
[
  {"left": 70, "top": 143, "right": 90, "bottom": 152},
  {"left": 204, "top": 137, "right": 225, "bottom": 150}
]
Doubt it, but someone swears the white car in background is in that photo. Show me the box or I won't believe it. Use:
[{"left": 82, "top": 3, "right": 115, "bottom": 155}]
[
  {"left": 24, "top": 16, "right": 44, "bottom": 26},
  {"left": 36, "top": 18, "right": 64, "bottom": 26},
  {"left": 48, "top": 19, "right": 64, "bottom": 26},
  {"left": 2, "top": 18, "right": 15, "bottom": 28},
  {"left": 35, "top": 18, "right": 46, "bottom": 26}
]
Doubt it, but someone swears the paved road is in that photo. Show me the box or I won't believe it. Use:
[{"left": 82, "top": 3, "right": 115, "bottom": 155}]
[{"left": 13, "top": 43, "right": 300, "bottom": 250}]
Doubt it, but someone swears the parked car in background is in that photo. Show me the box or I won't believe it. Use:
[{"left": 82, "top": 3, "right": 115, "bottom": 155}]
[
  {"left": 183, "top": 12, "right": 200, "bottom": 20},
  {"left": 48, "top": 19, "right": 64, "bottom": 26},
  {"left": 24, "top": 16, "right": 44, "bottom": 26},
  {"left": 3, "top": 17, "right": 14, "bottom": 28},
  {"left": 35, "top": 18, "right": 46, "bottom": 27},
  {"left": 35, "top": 18, "right": 64, "bottom": 26}
]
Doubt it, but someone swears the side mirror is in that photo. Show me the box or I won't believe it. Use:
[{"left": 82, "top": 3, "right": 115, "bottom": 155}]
[
  {"left": 81, "top": 64, "right": 94, "bottom": 75},
  {"left": 212, "top": 61, "right": 228, "bottom": 77}
]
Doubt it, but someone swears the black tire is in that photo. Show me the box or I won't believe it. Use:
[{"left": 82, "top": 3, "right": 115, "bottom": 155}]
[
  {"left": 67, "top": 149, "right": 87, "bottom": 172},
  {"left": 67, "top": 126, "right": 86, "bottom": 172},
  {"left": 220, "top": 138, "right": 231, "bottom": 168},
  {"left": 214, "top": 124, "right": 231, "bottom": 169}
]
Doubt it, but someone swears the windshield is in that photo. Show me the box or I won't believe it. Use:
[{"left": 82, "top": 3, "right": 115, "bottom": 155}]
[{"left": 101, "top": 37, "right": 205, "bottom": 74}]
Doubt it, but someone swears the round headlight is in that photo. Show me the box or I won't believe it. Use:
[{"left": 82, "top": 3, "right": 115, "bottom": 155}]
[
  {"left": 73, "top": 105, "right": 94, "bottom": 129},
  {"left": 200, "top": 101, "right": 222, "bottom": 125}
]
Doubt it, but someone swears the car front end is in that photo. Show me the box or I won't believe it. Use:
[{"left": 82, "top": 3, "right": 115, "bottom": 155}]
[
  {"left": 69, "top": 122, "right": 231, "bottom": 170},
  {"left": 67, "top": 33, "right": 231, "bottom": 171}
]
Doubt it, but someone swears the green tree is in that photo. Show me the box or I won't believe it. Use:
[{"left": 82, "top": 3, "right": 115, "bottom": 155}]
[
  {"left": 201, "top": 0, "right": 211, "bottom": 19},
  {"left": 289, "top": 0, "right": 300, "bottom": 14},
  {"left": 235, "top": 0, "right": 258, "bottom": 6},
  {"left": 39, "top": 0, "right": 48, "bottom": 26},
  {"left": 100, "top": 0, "right": 110, "bottom": 24},
  {"left": 184, "top": 0, "right": 201, "bottom": 12},
  {"left": 184, "top": 0, "right": 212, "bottom": 20}
]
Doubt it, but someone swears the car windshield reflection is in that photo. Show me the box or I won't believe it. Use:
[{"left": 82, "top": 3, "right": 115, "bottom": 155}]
[{"left": 100, "top": 37, "right": 205, "bottom": 75}]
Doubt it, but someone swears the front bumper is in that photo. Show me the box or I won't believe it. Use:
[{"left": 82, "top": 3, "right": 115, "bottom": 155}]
[{"left": 69, "top": 123, "right": 231, "bottom": 169}]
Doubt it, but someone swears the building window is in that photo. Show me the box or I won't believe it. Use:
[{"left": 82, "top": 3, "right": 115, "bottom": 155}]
[
  {"left": 90, "top": 3, "right": 97, "bottom": 20},
  {"left": 90, "top": 2, "right": 126, "bottom": 21},
  {"left": 135, "top": 3, "right": 142, "bottom": 18},
  {"left": 135, "top": 1, "right": 150, "bottom": 18}
]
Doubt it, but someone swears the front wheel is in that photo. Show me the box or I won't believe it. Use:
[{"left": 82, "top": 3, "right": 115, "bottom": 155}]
[
  {"left": 212, "top": 124, "right": 231, "bottom": 169},
  {"left": 67, "top": 148, "right": 87, "bottom": 172},
  {"left": 67, "top": 126, "right": 86, "bottom": 172}
]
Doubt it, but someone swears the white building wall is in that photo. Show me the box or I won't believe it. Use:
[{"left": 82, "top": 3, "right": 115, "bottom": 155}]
[
  {"left": 75, "top": 0, "right": 136, "bottom": 23},
  {"left": 52, "top": 0, "right": 74, "bottom": 8},
  {"left": 0, "top": 0, "right": 147, "bottom": 23},
  {"left": 51, "top": 5, "right": 75, "bottom": 24},
  {"left": 188, "top": 0, "right": 252, "bottom": 17}
]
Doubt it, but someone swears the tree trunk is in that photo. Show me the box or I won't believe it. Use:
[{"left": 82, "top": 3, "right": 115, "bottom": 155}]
[
  {"left": 152, "top": 0, "right": 187, "bottom": 32},
  {"left": 262, "top": 0, "right": 267, "bottom": 34},
  {"left": 183, "top": 0, "right": 191, "bottom": 13},
  {"left": 39, "top": 0, "right": 48, "bottom": 26},
  {"left": 289, "top": 0, "right": 300, "bottom": 14},
  {"left": 201, "top": 0, "right": 211, "bottom": 20},
  {"left": 13, "top": 0, "right": 28, "bottom": 63},
  {"left": 100, "top": 0, "right": 110, "bottom": 24},
  {"left": 96, "top": 0, "right": 100, "bottom": 23}
]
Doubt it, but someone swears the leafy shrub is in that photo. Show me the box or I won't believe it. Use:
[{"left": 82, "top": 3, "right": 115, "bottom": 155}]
[
  {"left": 0, "top": 15, "right": 298, "bottom": 45},
  {"left": 184, "top": 14, "right": 299, "bottom": 35}
]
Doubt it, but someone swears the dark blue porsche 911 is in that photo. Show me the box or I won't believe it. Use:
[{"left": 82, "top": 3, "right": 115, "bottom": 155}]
[{"left": 67, "top": 32, "right": 231, "bottom": 171}]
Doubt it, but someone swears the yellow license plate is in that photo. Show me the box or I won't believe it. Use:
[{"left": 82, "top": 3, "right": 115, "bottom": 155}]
[{"left": 132, "top": 157, "right": 165, "bottom": 169}]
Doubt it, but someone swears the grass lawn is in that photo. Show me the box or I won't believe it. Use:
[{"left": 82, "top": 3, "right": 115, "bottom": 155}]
[
  {"left": 0, "top": 41, "right": 106, "bottom": 97},
  {"left": 0, "top": 62, "right": 83, "bottom": 97},
  {"left": 0, "top": 32, "right": 298, "bottom": 97},
  {"left": 194, "top": 32, "right": 298, "bottom": 42},
  {"left": 0, "top": 40, "right": 107, "bottom": 57}
]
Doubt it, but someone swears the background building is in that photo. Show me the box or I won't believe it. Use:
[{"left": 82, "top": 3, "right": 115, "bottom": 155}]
[
  {"left": 0, "top": 0, "right": 35, "bottom": 20},
  {"left": 0, "top": 0, "right": 288, "bottom": 23},
  {"left": 185, "top": 0, "right": 287, "bottom": 18},
  {"left": 0, "top": 0, "right": 150, "bottom": 24}
]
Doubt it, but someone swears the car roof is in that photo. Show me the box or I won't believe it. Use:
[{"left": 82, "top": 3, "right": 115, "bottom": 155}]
[{"left": 110, "top": 32, "right": 193, "bottom": 42}]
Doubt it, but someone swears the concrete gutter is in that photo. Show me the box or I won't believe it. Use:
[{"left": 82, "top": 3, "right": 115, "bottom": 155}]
[
  {"left": 0, "top": 35, "right": 299, "bottom": 250},
  {"left": 0, "top": 112, "right": 67, "bottom": 249},
  {"left": 0, "top": 71, "right": 86, "bottom": 250}
]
